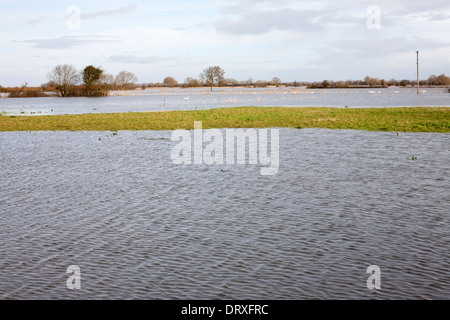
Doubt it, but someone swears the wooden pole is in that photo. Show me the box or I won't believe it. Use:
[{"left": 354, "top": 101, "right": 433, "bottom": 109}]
[{"left": 416, "top": 50, "right": 420, "bottom": 94}]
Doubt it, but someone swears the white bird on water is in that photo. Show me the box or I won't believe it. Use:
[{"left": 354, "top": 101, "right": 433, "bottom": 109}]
[{"left": 183, "top": 96, "right": 189, "bottom": 100}]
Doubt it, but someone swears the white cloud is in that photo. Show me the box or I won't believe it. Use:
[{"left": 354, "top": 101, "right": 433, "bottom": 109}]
[
  {"left": 80, "top": 5, "right": 138, "bottom": 20},
  {"left": 1, "top": 0, "right": 450, "bottom": 86},
  {"left": 108, "top": 55, "right": 175, "bottom": 64},
  {"left": 14, "top": 35, "right": 121, "bottom": 49}
]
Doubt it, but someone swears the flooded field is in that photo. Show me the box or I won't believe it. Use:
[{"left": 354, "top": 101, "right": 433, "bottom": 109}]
[
  {"left": 0, "top": 87, "right": 449, "bottom": 116},
  {"left": 0, "top": 129, "right": 448, "bottom": 299}
]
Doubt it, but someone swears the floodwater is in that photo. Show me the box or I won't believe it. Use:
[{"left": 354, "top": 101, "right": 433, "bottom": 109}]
[
  {"left": 0, "top": 87, "right": 449, "bottom": 115},
  {"left": 0, "top": 129, "right": 449, "bottom": 299}
]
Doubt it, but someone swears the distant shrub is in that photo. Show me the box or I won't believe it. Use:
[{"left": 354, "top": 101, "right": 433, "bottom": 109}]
[{"left": 8, "top": 89, "right": 47, "bottom": 98}]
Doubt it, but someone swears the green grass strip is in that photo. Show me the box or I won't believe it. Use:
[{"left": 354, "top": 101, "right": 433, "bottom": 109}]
[{"left": 0, "top": 107, "right": 449, "bottom": 133}]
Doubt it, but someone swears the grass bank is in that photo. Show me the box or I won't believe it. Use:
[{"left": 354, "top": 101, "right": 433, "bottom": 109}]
[{"left": 0, "top": 107, "right": 449, "bottom": 132}]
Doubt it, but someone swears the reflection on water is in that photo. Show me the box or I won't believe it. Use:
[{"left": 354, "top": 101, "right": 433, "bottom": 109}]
[
  {"left": 0, "top": 129, "right": 449, "bottom": 299},
  {"left": 0, "top": 87, "right": 449, "bottom": 115}
]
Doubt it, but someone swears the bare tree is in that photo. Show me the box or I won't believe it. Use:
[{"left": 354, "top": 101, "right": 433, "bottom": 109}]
[
  {"left": 184, "top": 77, "right": 202, "bottom": 88},
  {"left": 99, "top": 73, "right": 115, "bottom": 95},
  {"left": 115, "top": 71, "right": 138, "bottom": 90},
  {"left": 271, "top": 77, "right": 282, "bottom": 87},
  {"left": 364, "top": 76, "right": 380, "bottom": 87},
  {"left": 163, "top": 76, "right": 178, "bottom": 87},
  {"left": 200, "top": 66, "right": 225, "bottom": 91},
  {"left": 428, "top": 74, "right": 450, "bottom": 86},
  {"left": 255, "top": 80, "right": 268, "bottom": 88},
  {"left": 243, "top": 78, "right": 254, "bottom": 87},
  {"left": 223, "top": 78, "right": 239, "bottom": 87},
  {"left": 48, "top": 64, "right": 80, "bottom": 97}
]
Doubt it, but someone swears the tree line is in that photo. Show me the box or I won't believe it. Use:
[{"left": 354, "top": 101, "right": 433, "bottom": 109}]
[
  {"left": 46, "top": 64, "right": 138, "bottom": 97},
  {"left": 163, "top": 66, "right": 226, "bottom": 90},
  {"left": 306, "top": 75, "right": 450, "bottom": 89},
  {"left": 0, "top": 65, "right": 138, "bottom": 98},
  {"left": 154, "top": 72, "right": 450, "bottom": 90},
  {"left": 1, "top": 64, "right": 450, "bottom": 98}
]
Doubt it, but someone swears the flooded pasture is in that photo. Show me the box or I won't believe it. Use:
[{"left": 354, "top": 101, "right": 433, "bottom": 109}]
[
  {"left": 0, "top": 128, "right": 448, "bottom": 299},
  {"left": 0, "top": 87, "right": 449, "bottom": 116}
]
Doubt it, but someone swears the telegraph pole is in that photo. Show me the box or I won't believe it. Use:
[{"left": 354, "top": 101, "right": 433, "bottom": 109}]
[{"left": 416, "top": 50, "right": 420, "bottom": 94}]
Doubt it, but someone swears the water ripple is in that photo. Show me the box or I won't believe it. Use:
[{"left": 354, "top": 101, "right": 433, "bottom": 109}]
[{"left": 0, "top": 129, "right": 449, "bottom": 299}]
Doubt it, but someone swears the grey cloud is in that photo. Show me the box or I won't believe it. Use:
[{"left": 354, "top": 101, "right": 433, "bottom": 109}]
[
  {"left": 108, "top": 55, "right": 174, "bottom": 64},
  {"left": 427, "top": 11, "right": 450, "bottom": 21},
  {"left": 215, "top": 0, "right": 377, "bottom": 35},
  {"left": 216, "top": 8, "right": 324, "bottom": 35},
  {"left": 221, "top": 0, "right": 292, "bottom": 14},
  {"left": 369, "top": 0, "right": 450, "bottom": 25},
  {"left": 314, "top": 36, "right": 450, "bottom": 65},
  {"left": 25, "top": 5, "right": 137, "bottom": 28},
  {"left": 216, "top": 0, "right": 450, "bottom": 35},
  {"left": 80, "top": 5, "right": 137, "bottom": 20},
  {"left": 15, "top": 35, "right": 120, "bottom": 49},
  {"left": 385, "top": 0, "right": 450, "bottom": 16},
  {"left": 26, "top": 17, "right": 46, "bottom": 26}
]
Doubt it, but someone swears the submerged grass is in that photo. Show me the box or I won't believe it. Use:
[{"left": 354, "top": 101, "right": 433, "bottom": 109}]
[{"left": 0, "top": 107, "right": 449, "bottom": 133}]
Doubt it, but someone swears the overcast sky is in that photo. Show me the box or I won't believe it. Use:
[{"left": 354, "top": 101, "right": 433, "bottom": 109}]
[{"left": 1, "top": 0, "right": 449, "bottom": 86}]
